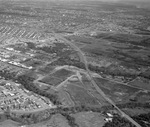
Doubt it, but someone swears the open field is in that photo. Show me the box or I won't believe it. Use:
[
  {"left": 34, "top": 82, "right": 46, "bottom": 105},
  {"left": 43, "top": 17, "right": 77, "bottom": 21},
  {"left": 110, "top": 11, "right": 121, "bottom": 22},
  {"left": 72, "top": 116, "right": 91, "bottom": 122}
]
[
  {"left": 28, "top": 114, "right": 70, "bottom": 127},
  {"left": 0, "top": 120, "right": 21, "bottom": 127},
  {"left": 65, "top": 84, "right": 101, "bottom": 106},
  {"left": 39, "top": 76, "right": 63, "bottom": 86},
  {"left": 52, "top": 69, "right": 75, "bottom": 80},
  {"left": 63, "top": 83, "right": 109, "bottom": 107},
  {"left": 128, "top": 77, "right": 150, "bottom": 90},
  {"left": 123, "top": 108, "right": 150, "bottom": 117},
  {"left": 39, "top": 69, "right": 75, "bottom": 86},
  {"left": 94, "top": 77, "right": 150, "bottom": 104},
  {"left": 73, "top": 112, "right": 106, "bottom": 127}
]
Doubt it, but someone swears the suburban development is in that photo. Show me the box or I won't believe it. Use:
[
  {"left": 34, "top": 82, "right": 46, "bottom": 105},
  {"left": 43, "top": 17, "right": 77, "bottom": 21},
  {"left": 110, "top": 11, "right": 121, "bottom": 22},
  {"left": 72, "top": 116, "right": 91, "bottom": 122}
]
[{"left": 0, "top": 0, "right": 150, "bottom": 127}]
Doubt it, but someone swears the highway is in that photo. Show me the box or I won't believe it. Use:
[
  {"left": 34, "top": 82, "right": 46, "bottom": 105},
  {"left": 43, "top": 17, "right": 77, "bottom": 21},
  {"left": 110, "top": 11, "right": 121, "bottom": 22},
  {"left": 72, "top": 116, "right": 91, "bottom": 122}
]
[{"left": 54, "top": 33, "right": 142, "bottom": 127}]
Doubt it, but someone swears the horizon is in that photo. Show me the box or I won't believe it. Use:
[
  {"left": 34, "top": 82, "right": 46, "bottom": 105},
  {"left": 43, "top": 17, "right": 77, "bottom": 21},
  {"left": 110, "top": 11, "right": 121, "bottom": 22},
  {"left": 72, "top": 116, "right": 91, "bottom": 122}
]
[{"left": 2, "top": 0, "right": 149, "bottom": 9}]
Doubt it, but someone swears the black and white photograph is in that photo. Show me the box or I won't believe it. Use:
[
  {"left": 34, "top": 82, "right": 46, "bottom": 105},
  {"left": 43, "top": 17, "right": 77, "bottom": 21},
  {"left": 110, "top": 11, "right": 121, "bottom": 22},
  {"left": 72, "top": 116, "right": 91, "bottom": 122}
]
[{"left": 0, "top": 0, "right": 150, "bottom": 127}]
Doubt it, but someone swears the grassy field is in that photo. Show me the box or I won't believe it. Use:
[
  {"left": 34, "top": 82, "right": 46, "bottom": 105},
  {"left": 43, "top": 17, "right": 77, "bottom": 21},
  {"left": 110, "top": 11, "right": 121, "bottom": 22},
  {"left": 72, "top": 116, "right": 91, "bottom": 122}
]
[
  {"left": 52, "top": 69, "right": 74, "bottom": 80},
  {"left": 23, "top": 59, "right": 44, "bottom": 68},
  {"left": 73, "top": 112, "right": 106, "bottom": 127},
  {"left": 37, "top": 64, "right": 56, "bottom": 75},
  {"left": 58, "top": 88, "right": 75, "bottom": 107},
  {"left": 128, "top": 77, "right": 150, "bottom": 90},
  {"left": 39, "top": 76, "right": 62, "bottom": 86},
  {"left": 0, "top": 120, "right": 21, "bottom": 127},
  {"left": 64, "top": 83, "right": 107, "bottom": 107},
  {"left": 93, "top": 77, "right": 147, "bottom": 104},
  {"left": 39, "top": 69, "right": 74, "bottom": 86},
  {"left": 23, "top": 114, "right": 70, "bottom": 127},
  {"left": 123, "top": 108, "right": 150, "bottom": 117}
]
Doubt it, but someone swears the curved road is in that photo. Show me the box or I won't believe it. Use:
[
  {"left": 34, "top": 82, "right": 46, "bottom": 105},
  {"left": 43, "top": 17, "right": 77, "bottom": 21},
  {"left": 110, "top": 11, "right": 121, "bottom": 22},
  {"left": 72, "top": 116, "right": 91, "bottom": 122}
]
[{"left": 54, "top": 33, "right": 141, "bottom": 127}]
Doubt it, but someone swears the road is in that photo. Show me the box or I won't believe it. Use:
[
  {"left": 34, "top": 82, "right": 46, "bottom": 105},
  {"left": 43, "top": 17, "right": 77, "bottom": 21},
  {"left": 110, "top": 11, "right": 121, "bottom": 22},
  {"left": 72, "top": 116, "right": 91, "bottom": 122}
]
[
  {"left": 54, "top": 33, "right": 142, "bottom": 127},
  {"left": 56, "top": 75, "right": 77, "bottom": 89}
]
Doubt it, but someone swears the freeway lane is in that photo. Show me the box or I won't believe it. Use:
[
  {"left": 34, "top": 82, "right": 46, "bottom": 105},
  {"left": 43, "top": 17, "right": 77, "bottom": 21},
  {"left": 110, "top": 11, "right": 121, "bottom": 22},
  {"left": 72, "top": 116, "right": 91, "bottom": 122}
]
[{"left": 54, "top": 33, "right": 141, "bottom": 127}]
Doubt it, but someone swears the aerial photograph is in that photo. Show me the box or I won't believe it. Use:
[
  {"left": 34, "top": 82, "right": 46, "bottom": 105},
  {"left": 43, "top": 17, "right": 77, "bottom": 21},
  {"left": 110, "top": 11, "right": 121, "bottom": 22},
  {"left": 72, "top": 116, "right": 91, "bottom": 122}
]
[{"left": 0, "top": 0, "right": 150, "bottom": 127}]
